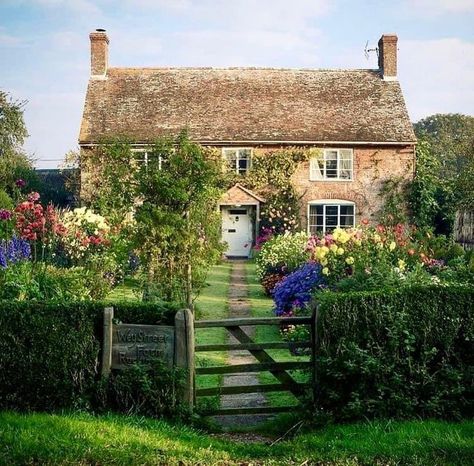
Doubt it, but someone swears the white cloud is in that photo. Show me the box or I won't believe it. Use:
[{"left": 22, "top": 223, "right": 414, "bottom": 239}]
[
  {"left": 28, "top": 0, "right": 101, "bottom": 16},
  {"left": 398, "top": 38, "right": 474, "bottom": 121},
  {"left": 405, "top": 0, "right": 474, "bottom": 14}
]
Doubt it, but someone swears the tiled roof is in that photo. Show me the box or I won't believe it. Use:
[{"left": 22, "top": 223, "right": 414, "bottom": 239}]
[{"left": 79, "top": 67, "right": 416, "bottom": 144}]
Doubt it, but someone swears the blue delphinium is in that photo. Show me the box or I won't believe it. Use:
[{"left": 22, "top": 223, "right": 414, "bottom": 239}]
[
  {"left": 0, "top": 237, "right": 31, "bottom": 268},
  {"left": 273, "top": 261, "right": 326, "bottom": 316}
]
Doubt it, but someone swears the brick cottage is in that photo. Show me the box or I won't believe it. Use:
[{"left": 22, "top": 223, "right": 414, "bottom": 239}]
[{"left": 79, "top": 30, "right": 416, "bottom": 257}]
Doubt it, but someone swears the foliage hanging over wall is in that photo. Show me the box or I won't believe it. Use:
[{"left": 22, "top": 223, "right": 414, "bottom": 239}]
[{"left": 238, "top": 148, "right": 316, "bottom": 234}]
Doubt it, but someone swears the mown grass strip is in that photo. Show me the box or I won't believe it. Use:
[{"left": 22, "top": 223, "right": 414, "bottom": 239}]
[{"left": 1, "top": 412, "right": 472, "bottom": 466}]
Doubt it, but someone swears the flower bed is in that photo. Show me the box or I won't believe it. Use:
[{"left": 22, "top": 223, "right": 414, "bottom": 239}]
[{"left": 0, "top": 188, "right": 132, "bottom": 301}]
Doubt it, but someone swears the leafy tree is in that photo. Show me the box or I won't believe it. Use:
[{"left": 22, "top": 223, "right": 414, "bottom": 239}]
[
  {"left": 414, "top": 114, "right": 474, "bottom": 178},
  {"left": 0, "top": 91, "right": 37, "bottom": 199},
  {"left": 411, "top": 114, "right": 474, "bottom": 234},
  {"left": 84, "top": 131, "right": 224, "bottom": 306}
]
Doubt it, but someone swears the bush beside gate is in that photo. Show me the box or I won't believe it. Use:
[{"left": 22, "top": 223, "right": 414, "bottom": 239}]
[
  {"left": 314, "top": 286, "right": 474, "bottom": 422},
  {"left": 0, "top": 301, "right": 178, "bottom": 412}
]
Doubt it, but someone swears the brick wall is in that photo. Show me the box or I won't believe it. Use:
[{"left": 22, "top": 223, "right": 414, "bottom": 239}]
[{"left": 291, "top": 146, "right": 415, "bottom": 230}]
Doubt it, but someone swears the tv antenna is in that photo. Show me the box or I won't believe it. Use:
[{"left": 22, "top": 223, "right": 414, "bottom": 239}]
[{"left": 364, "top": 40, "right": 378, "bottom": 60}]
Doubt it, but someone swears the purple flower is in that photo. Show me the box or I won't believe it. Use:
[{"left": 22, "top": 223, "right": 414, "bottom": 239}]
[
  {"left": 0, "top": 236, "right": 31, "bottom": 268},
  {"left": 273, "top": 262, "right": 326, "bottom": 316},
  {"left": 0, "top": 209, "right": 12, "bottom": 221},
  {"left": 15, "top": 179, "right": 26, "bottom": 188}
]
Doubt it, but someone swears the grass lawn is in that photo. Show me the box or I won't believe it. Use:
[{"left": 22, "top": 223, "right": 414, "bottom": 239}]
[
  {"left": 246, "top": 262, "right": 310, "bottom": 408},
  {"left": 106, "top": 276, "right": 140, "bottom": 303},
  {"left": 1, "top": 411, "right": 472, "bottom": 465},
  {"left": 194, "top": 263, "right": 232, "bottom": 407}
]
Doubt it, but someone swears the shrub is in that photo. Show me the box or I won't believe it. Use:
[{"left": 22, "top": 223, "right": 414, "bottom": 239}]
[
  {"left": 273, "top": 262, "right": 325, "bottom": 316},
  {"left": 255, "top": 231, "right": 310, "bottom": 280},
  {"left": 261, "top": 272, "right": 286, "bottom": 296},
  {"left": 99, "top": 360, "right": 185, "bottom": 418},
  {"left": 0, "top": 262, "right": 112, "bottom": 301},
  {"left": 313, "top": 286, "right": 474, "bottom": 422},
  {"left": 0, "top": 301, "right": 178, "bottom": 412}
]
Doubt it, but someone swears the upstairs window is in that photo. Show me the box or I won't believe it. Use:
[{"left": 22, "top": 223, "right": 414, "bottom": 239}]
[
  {"left": 223, "top": 148, "right": 252, "bottom": 175},
  {"left": 132, "top": 150, "right": 166, "bottom": 170},
  {"left": 310, "top": 149, "right": 353, "bottom": 181},
  {"left": 308, "top": 201, "right": 355, "bottom": 234}
]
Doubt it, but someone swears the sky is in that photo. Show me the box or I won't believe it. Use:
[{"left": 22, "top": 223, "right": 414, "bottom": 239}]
[{"left": 1, "top": 0, "right": 473, "bottom": 169}]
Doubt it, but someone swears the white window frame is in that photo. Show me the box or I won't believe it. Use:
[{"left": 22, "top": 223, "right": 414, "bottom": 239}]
[
  {"left": 222, "top": 148, "right": 252, "bottom": 175},
  {"left": 131, "top": 149, "right": 166, "bottom": 170},
  {"left": 307, "top": 200, "right": 355, "bottom": 234},
  {"left": 309, "top": 148, "right": 354, "bottom": 181}
]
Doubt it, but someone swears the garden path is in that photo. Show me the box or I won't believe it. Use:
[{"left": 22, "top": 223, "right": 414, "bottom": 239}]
[{"left": 213, "top": 260, "right": 273, "bottom": 429}]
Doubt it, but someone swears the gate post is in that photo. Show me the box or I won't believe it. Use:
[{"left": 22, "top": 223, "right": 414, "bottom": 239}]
[
  {"left": 101, "top": 307, "right": 114, "bottom": 377},
  {"left": 175, "top": 308, "right": 195, "bottom": 412},
  {"left": 311, "top": 302, "right": 319, "bottom": 405}
]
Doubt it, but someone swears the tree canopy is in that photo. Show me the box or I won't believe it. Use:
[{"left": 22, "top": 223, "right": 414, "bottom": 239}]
[
  {"left": 411, "top": 113, "right": 474, "bottom": 234},
  {"left": 0, "top": 91, "right": 36, "bottom": 203}
]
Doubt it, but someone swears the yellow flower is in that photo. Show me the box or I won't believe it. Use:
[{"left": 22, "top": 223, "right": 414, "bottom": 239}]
[
  {"left": 345, "top": 256, "right": 355, "bottom": 265},
  {"left": 320, "top": 246, "right": 329, "bottom": 255},
  {"left": 338, "top": 231, "right": 350, "bottom": 244},
  {"left": 398, "top": 259, "right": 406, "bottom": 271},
  {"left": 322, "top": 267, "right": 329, "bottom": 275},
  {"left": 332, "top": 228, "right": 343, "bottom": 241},
  {"left": 337, "top": 247, "right": 344, "bottom": 256},
  {"left": 389, "top": 241, "right": 396, "bottom": 251},
  {"left": 354, "top": 239, "right": 362, "bottom": 247},
  {"left": 320, "top": 258, "right": 328, "bottom": 266},
  {"left": 330, "top": 244, "right": 338, "bottom": 253},
  {"left": 373, "top": 234, "right": 381, "bottom": 243}
]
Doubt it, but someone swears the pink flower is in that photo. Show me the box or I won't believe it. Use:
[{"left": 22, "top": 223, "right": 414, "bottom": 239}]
[
  {"left": 0, "top": 209, "right": 12, "bottom": 221},
  {"left": 27, "top": 192, "right": 40, "bottom": 202}
]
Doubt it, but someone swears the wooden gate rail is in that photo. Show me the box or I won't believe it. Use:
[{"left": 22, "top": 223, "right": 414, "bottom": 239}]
[
  {"left": 196, "top": 341, "right": 312, "bottom": 351},
  {"left": 194, "top": 316, "right": 311, "bottom": 328},
  {"left": 195, "top": 313, "right": 317, "bottom": 415}
]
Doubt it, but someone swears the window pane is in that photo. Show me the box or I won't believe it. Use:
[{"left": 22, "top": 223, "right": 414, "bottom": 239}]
[
  {"left": 326, "top": 216, "right": 338, "bottom": 227},
  {"left": 340, "top": 215, "right": 354, "bottom": 227},
  {"left": 340, "top": 205, "right": 354, "bottom": 216},
  {"left": 238, "top": 157, "right": 249, "bottom": 174},
  {"left": 325, "top": 151, "right": 337, "bottom": 160},
  {"left": 325, "top": 206, "right": 338, "bottom": 216}
]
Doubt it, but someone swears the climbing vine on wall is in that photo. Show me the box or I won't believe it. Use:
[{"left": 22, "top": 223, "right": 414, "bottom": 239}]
[{"left": 237, "top": 148, "right": 319, "bottom": 234}]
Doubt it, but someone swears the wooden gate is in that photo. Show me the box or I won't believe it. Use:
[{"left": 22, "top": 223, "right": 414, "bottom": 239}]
[{"left": 194, "top": 312, "right": 317, "bottom": 416}]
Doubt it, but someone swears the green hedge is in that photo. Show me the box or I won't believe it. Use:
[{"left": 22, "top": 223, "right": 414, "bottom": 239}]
[
  {"left": 0, "top": 301, "right": 178, "bottom": 412},
  {"left": 314, "top": 286, "right": 474, "bottom": 422}
]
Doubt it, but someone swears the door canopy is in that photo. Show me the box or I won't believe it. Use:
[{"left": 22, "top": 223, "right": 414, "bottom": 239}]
[{"left": 219, "top": 183, "right": 265, "bottom": 206}]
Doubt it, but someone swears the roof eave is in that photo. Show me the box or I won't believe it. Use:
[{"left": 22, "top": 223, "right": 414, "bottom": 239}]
[{"left": 79, "top": 139, "right": 417, "bottom": 147}]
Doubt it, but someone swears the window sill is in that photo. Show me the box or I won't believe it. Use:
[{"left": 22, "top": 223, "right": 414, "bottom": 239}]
[{"left": 308, "top": 179, "right": 354, "bottom": 182}]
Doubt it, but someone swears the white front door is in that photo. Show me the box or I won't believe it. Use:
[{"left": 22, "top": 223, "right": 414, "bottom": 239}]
[{"left": 222, "top": 206, "right": 253, "bottom": 257}]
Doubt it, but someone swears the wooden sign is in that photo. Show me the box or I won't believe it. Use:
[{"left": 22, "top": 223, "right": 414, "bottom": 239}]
[{"left": 111, "top": 323, "right": 175, "bottom": 369}]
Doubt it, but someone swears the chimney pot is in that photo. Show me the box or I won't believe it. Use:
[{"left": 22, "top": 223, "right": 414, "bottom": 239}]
[
  {"left": 378, "top": 34, "right": 398, "bottom": 80},
  {"left": 90, "top": 29, "right": 109, "bottom": 77}
]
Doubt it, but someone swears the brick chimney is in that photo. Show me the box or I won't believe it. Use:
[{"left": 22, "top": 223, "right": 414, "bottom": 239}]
[
  {"left": 378, "top": 34, "right": 397, "bottom": 80},
  {"left": 90, "top": 29, "right": 109, "bottom": 78}
]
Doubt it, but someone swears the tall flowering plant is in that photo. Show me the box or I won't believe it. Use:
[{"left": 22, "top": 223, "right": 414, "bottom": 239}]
[
  {"left": 14, "top": 192, "right": 67, "bottom": 261},
  {"left": 0, "top": 236, "right": 31, "bottom": 268},
  {"left": 0, "top": 208, "right": 14, "bottom": 241},
  {"left": 60, "top": 207, "right": 111, "bottom": 263},
  {"left": 273, "top": 262, "right": 326, "bottom": 316}
]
